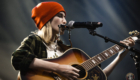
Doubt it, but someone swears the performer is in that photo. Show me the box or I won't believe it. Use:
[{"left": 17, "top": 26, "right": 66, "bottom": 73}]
[{"left": 11, "top": 1, "right": 135, "bottom": 80}]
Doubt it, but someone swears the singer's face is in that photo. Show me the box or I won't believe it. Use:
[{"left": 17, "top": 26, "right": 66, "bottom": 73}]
[{"left": 51, "top": 12, "right": 67, "bottom": 35}]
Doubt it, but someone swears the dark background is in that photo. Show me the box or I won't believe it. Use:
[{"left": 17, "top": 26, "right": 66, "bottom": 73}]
[{"left": 0, "top": 0, "right": 140, "bottom": 80}]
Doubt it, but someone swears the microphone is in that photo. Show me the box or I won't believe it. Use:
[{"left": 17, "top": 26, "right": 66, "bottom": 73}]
[{"left": 59, "top": 20, "right": 103, "bottom": 29}]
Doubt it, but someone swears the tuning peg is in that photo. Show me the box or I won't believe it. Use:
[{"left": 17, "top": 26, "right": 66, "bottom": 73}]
[
  {"left": 132, "top": 31, "right": 135, "bottom": 33},
  {"left": 135, "top": 30, "right": 138, "bottom": 33},
  {"left": 129, "top": 32, "right": 132, "bottom": 35},
  {"left": 129, "top": 30, "right": 140, "bottom": 36},
  {"left": 130, "top": 53, "right": 134, "bottom": 58}
]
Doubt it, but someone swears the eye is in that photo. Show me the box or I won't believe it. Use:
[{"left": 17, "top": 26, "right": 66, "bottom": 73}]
[{"left": 56, "top": 13, "right": 63, "bottom": 18}]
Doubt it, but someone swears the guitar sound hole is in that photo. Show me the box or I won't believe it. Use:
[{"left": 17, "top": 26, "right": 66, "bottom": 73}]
[{"left": 72, "top": 64, "right": 86, "bottom": 78}]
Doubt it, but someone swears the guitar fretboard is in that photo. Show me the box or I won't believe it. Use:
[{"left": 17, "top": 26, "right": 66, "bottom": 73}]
[{"left": 81, "top": 37, "right": 132, "bottom": 71}]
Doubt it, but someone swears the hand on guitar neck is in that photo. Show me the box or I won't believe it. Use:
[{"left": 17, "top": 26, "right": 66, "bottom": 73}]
[
  {"left": 118, "top": 38, "right": 135, "bottom": 59},
  {"left": 103, "top": 38, "right": 135, "bottom": 77}
]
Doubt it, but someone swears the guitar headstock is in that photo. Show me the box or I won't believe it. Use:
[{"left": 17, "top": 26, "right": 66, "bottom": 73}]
[
  {"left": 129, "top": 30, "right": 140, "bottom": 42},
  {"left": 129, "top": 30, "right": 140, "bottom": 37}
]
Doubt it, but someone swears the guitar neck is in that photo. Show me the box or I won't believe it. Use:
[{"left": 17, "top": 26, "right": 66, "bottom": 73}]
[{"left": 81, "top": 36, "right": 132, "bottom": 71}]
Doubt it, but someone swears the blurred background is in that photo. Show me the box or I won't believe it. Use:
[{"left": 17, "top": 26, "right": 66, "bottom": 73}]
[{"left": 0, "top": 0, "right": 140, "bottom": 80}]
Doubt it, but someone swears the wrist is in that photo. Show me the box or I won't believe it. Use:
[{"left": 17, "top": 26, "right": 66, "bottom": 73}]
[
  {"left": 117, "top": 48, "right": 129, "bottom": 60},
  {"left": 118, "top": 48, "right": 127, "bottom": 56},
  {"left": 52, "top": 63, "right": 60, "bottom": 72}
]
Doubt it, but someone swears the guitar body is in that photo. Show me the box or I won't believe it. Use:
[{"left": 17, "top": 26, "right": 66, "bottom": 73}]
[{"left": 20, "top": 48, "right": 107, "bottom": 80}]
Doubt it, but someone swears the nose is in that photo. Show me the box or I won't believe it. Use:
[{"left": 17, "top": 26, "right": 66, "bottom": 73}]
[{"left": 62, "top": 17, "right": 67, "bottom": 24}]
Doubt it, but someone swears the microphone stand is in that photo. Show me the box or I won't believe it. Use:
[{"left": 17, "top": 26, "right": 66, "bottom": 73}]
[
  {"left": 130, "top": 54, "right": 140, "bottom": 80},
  {"left": 88, "top": 29, "right": 140, "bottom": 80}
]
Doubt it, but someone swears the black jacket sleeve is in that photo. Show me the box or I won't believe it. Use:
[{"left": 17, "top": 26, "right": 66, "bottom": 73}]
[{"left": 11, "top": 35, "right": 36, "bottom": 72}]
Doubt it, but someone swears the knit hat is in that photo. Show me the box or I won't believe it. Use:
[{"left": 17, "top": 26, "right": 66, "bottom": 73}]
[{"left": 31, "top": 1, "right": 66, "bottom": 30}]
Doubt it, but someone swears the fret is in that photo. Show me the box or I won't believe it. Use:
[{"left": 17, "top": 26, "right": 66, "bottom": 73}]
[
  {"left": 81, "top": 62, "right": 89, "bottom": 70},
  {"left": 99, "top": 53, "right": 106, "bottom": 60},
  {"left": 104, "top": 52, "right": 109, "bottom": 57},
  {"left": 93, "top": 56, "right": 100, "bottom": 63},
  {"left": 116, "top": 45, "right": 123, "bottom": 51},
  {"left": 106, "top": 50, "right": 113, "bottom": 56},
  {"left": 98, "top": 56, "right": 102, "bottom": 61},
  {"left": 91, "top": 59, "right": 96, "bottom": 64},
  {"left": 85, "top": 63, "right": 90, "bottom": 70},
  {"left": 88, "top": 60, "right": 95, "bottom": 67},
  {"left": 109, "top": 49, "right": 114, "bottom": 54},
  {"left": 96, "top": 55, "right": 103, "bottom": 62},
  {"left": 81, "top": 63, "right": 86, "bottom": 69},
  {"left": 86, "top": 60, "right": 93, "bottom": 70},
  {"left": 110, "top": 47, "right": 117, "bottom": 55},
  {"left": 81, "top": 36, "right": 135, "bottom": 71},
  {"left": 96, "top": 54, "right": 102, "bottom": 61},
  {"left": 95, "top": 55, "right": 102, "bottom": 64},
  {"left": 98, "top": 54, "right": 106, "bottom": 62},
  {"left": 89, "top": 60, "right": 97, "bottom": 70},
  {"left": 112, "top": 45, "right": 118, "bottom": 53},
  {"left": 81, "top": 59, "right": 96, "bottom": 70},
  {"left": 115, "top": 45, "right": 120, "bottom": 51},
  {"left": 90, "top": 55, "right": 104, "bottom": 66},
  {"left": 87, "top": 60, "right": 96, "bottom": 71},
  {"left": 91, "top": 58, "right": 99, "bottom": 66},
  {"left": 87, "top": 60, "right": 95, "bottom": 69},
  {"left": 100, "top": 53, "right": 107, "bottom": 61},
  {"left": 102, "top": 50, "right": 110, "bottom": 58}
]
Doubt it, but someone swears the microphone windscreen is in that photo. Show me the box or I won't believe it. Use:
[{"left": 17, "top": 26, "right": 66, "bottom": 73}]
[{"left": 68, "top": 20, "right": 75, "bottom": 27}]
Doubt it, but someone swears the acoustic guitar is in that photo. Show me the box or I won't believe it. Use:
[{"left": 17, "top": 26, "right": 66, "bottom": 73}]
[{"left": 19, "top": 30, "right": 139, "bottom": 80}]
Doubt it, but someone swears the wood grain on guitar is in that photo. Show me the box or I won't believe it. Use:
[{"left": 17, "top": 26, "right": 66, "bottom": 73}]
[{"left": 20, "top": 48, "right": 107, "bottom": 80}]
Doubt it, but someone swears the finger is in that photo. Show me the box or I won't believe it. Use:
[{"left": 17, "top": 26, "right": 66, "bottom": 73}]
[
  {"left": 71, "top": 72, "right": 79, "bottom": 77},
  {"left": 121, "top": 40, "right": 131, "bottom": 44},
  {"left": 120, "top": 41, "right": 126, "bottom": 44},
  {"left": 125, "top": 40, "right": 132, "bottom": 44},
  {"left": 120, "top": 41, "right": 129, "bottom": 46},
  {"left": 125, "top": 39, "right": 135, "bottom": 46},
  {"left": 129, "top": 39, "right": 135, "bottom": 45},
  {"left": 72, "top": 75, "right": 78, "bottom": 79},
  {"left": 129, "top": 39, "right": 135, "bottom": 42},
  {"left": 72, "top": 67, "right": 80, "bottom": 73}
]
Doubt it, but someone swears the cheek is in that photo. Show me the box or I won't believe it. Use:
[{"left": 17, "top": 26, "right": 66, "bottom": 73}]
[
  {"left": 52, "top": 18, "right": 60, "bottom": 25},
  {"left": 51, "top": 17, "right": 61, "bottom": 32}
]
